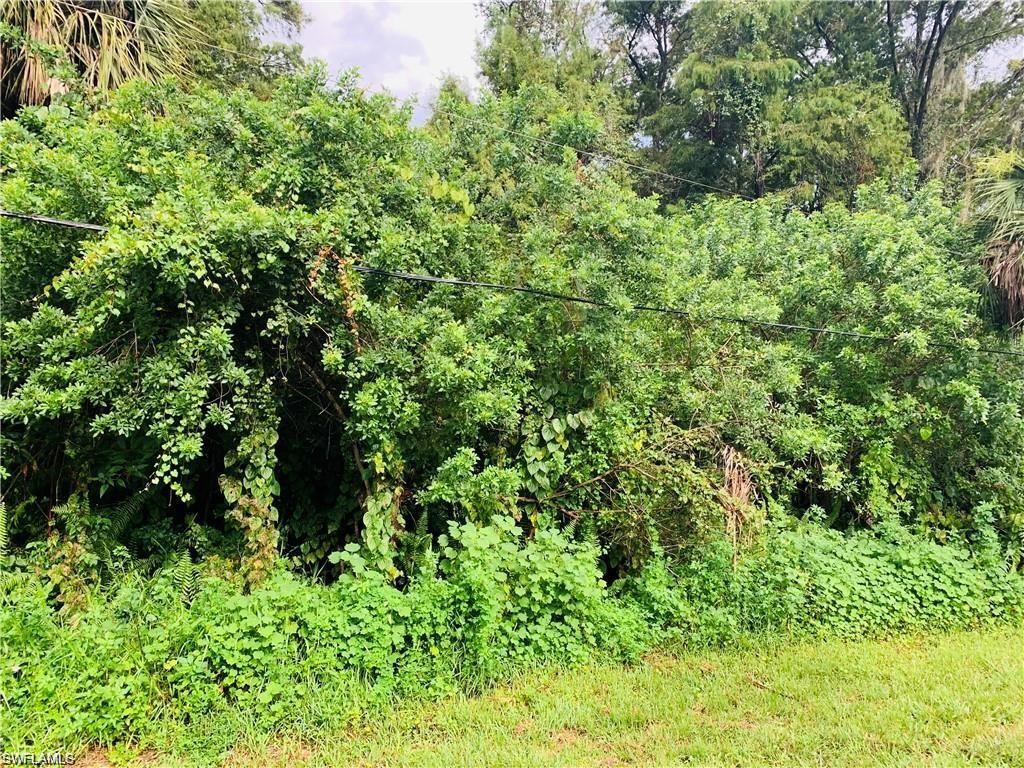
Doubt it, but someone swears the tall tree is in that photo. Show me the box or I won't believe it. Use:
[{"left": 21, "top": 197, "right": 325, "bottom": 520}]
[
  {"left": 475, "top": 0, "right": 632, "bottom": 165},
  {"left": 603, "top": 0, "right": 1021, "bottom": 200},
  {"left": 477, "top": 0, "right": 618, "bottom": 98},
  {"left": 606, "top": 0, "right": 692, "bottom": 129},
  {"left": 610, "top": 1, "right": 911, "bottom": 203},
  {"left": 883, "top": 1, "right": 1024, "bottom": 172}
]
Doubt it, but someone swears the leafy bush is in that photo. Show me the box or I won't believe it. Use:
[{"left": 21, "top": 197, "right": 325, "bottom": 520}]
[
  {"left": 438, "top": 516, "right": 646, "bottom": 678},
  {"left": 744, "top": 523, "right": 1024, "bottom": 636},
  {"left": 1, "top": 67, "right": 1022, "bottom": 760},
  {"left": 2, "top": 71, "right": 1022, "bottom": 582},
  {"left": 617, "top": 524, "right": 1024, "bottom": 646},
  {"left": 4, "top": 520, "right": 1020, "bottom": 753},
  {"left": 0, "top": 516, "right": 647, "bottom": 751}
]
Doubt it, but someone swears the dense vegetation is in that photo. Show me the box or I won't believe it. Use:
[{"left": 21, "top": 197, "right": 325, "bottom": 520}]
[
  {"left": 483, "top": 1, "right": 1023, "bottom": 191},
  {"left": 0, "top": 0, "right": 305, "bottom": 118},
  {"left": 1, "top": 73, "right": 1022, "bottom": 752},
  {"left": 1, "top": 0, "right": 1023, "bottom": 760}
]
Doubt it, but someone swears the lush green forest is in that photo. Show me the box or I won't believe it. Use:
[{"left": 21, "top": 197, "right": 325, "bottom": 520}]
[{"left": 1, "top": 0, "right": 1023, "bottom": 762}]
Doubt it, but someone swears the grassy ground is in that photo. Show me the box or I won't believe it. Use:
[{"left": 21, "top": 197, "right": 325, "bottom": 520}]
[{"left": 88, "top": 628, "right": 1023, "bottom": 768}]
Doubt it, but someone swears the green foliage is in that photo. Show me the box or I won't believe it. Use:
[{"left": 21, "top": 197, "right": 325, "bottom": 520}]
[
  {"left": 0, "top": 0, "right": 196, "bottom": 118},
  {"left": 171, "top": 548, "right": 201, "bottom": 605},
  {"left": 0, "top": 0, "right": 304, "bottom": 118},
  {"left": 630, "top": 1, "right": 912, "bottom": 202},
  {"left": 478, "top": 0, "right": 618, "bottom": 102},
  {"left": 754, "top": 523, "right": 1024, "bottom": 636},
  {"left": 2, "top": 73, "right": 1022, "bottom": 585},
  {"left": 0, "top": 515, "right": 646, "bottom": 751},
  {"left": 618, "top": 523, "right": 1024, "bottom": 646},
  {"left": 0, "top": 68, "right": 1022, "bottom": 759},
  {"left": 0, "top": 502, "right": 19, "bottom": 594},
  {"left": 602, "top": 0, "right": 1023, "bottom": 200},
  {"left": 473, "top": 0, "right": 634, "bottom": 169},
  {"left": 438, "top": 516, "right": 645, "bottom": 678},
  {"left": 971, "top": 149, "right": 1024, "bottom": 327},
  {"left": 2, "top": 520, "right": 1020, "bottom": 754},
  {"left": 419, "top": 448, "right": 521, "bottom": 523},
  {"left": 668, "top": 177, "right": 1024, "bottom": 552},
  {"left": 0, "top": 15, "right": 1021, "bottom": 762},
  {"left": 771, "top": 81, "right": 911, "bottom": 205},
  {"left": 185, "top": 0, "right": 305, "bottom": 95}
]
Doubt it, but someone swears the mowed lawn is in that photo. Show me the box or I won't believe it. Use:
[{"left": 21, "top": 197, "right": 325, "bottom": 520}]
[{"left": 103, "top": 629, "right": 1024, "bottom": 768}]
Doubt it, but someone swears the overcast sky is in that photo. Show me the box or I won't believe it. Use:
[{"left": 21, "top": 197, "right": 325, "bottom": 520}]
[{"left": 287, "top": 1, "right": 486, "bottom": 120}]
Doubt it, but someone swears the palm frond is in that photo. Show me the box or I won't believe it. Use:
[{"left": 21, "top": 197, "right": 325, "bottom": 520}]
[
  {"left": 973, "top": 151, "right": 1024, "bottom": 328},
  {"left": 1, "top": 0, "right": 197, "bottom": 113}
]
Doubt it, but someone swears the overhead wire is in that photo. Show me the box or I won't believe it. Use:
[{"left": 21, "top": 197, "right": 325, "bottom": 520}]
[
  {"left": 3, "top": 208, "right": 1023, "bottom": 360},
  {"left": 0, "top": 209, "right": 108, "bottom": 232},
  {"left": 3, "top": 10, "right": 1018, "bottom": 357},
  {"left": 352, "top": 266, "right": 1024, "bottom": 358}
]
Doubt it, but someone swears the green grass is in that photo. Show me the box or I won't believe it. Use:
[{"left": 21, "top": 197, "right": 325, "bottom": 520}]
[{"left": 94, "top": 628, "right": 1023, "bottom": 768}]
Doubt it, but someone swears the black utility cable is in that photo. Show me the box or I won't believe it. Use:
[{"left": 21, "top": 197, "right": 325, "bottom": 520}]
[
  {"left": 354, "top": 266, "right": 1024, "bottom": 359},
  {"left": 0, "top": 209, "right": 108, "bottom": 232},
  {"left": 4, "top": 208, "right": 1024, "bottom": 359},
  {"left": 353, "top": 266, "right": 608, "bottom": 307}
]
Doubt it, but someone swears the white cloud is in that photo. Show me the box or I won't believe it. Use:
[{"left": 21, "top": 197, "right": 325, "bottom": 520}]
[{"left": 292, "top": 1, "right": 484, "bottom": 119}]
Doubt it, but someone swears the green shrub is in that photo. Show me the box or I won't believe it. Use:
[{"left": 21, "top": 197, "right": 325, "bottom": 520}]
[
  {"left": 0, "top": 516, "right": 645, "bottom": 751},
  {"left": 2, "top": 519, "right": 1021, "bottom": 754},
  {"left": 739, "top": 523, "right": 1024, "bottom": 636},
  {"left": 3, "top": 73, "right": 1023, "bottom": 582},
  {"left": 438, "top": 516, "right": 647, "bottom": 679},
  {"left": 1, "top": 67, "right": 1023, "bottom": 762},
  {"left": 619, "top": 524, "right": 1024, "bottom": 644}
]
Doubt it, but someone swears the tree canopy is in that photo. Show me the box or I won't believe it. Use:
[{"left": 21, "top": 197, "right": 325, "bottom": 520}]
[{"left": 478, "top": 0, "right": 1024, "bottom": 202}]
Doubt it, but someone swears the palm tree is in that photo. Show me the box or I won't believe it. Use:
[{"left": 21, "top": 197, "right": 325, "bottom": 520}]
[
  {"left": 973, "top": 150, "right": 1024, "bottom": 329},
  {"left": 0, "top": 0, "right": 196, "bottom": 118}
]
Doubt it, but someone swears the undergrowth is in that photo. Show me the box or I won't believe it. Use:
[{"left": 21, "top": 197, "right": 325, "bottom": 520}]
[{"left": 0, "top": 519, "right": 1020, "bottom": 761}]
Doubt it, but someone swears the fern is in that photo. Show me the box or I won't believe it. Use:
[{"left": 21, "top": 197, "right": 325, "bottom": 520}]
[
  {"left": 92, "top": 488, "right": 155, "bottom": 577},
  {"left": 397, "top": 510, "right": 434, "bottom": 578},
  {"left": 107, "top": 487, "right": 153, "bottom": 542},
  {"left": 0, "top": 501, "right": 8, "bottom": 558},
  {"left": 52, "top": 497, "right": 85, "bottom": 537},
  {"left": 0, "top": 502, "right": 30, "bottom": 595},
  {"left": 171, "top": 548, "right": 201, "bottom": 605},
  {"left": 0, "top": 570, "right": 29, "bottom": 595},
  {"left": 0, "top": 500, "right": 11, "bottom": 593}
]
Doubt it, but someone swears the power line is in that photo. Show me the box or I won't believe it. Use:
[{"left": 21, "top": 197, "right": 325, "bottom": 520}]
[
  {"left": 353, "top": 267, "right": 1024, "bottom": 359},
  {"left": 0, "top": 209, "right": 108, "bottom": 232},
  {"left": 5, "top": 208, "right": 1020, "bottom": 359}
]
